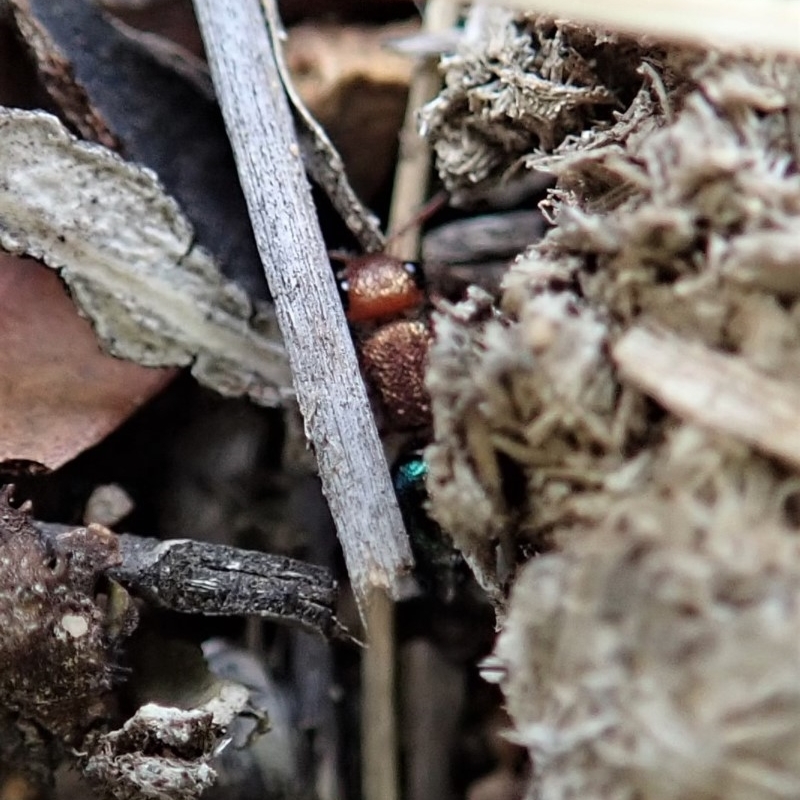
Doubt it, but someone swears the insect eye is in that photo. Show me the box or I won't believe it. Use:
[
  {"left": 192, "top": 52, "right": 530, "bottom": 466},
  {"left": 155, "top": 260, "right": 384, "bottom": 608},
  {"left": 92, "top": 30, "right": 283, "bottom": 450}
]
[
  {"left": 403, "top": 261, "right": 425, "bottom": 289},
  {"left": 336, "top": 272, "right": 351, "bottom": 313}
]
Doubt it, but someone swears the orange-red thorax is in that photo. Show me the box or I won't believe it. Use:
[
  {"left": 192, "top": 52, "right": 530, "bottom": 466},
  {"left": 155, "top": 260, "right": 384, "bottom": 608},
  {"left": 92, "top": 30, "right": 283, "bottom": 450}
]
[{"left": 340, "top": 254, "right": 425, "bottom": 324}]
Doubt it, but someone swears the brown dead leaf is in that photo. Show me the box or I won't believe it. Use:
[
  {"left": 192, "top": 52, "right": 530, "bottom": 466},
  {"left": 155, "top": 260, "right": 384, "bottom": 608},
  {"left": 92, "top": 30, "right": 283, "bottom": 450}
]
[{"left": 0, "top": 255, "right": 175, "bottom": 473}]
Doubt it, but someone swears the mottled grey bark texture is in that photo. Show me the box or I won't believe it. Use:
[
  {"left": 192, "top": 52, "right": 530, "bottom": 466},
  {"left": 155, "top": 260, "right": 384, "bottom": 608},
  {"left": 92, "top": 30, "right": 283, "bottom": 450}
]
[
  {"left": 192, "top": 0, "right": 414, "bottom": 614},
  {"left": 112, "top": 535, "right": 342, "bottom": 638},
  {"left": 34, "top": 523, "right": 345, "bottom": 639}
]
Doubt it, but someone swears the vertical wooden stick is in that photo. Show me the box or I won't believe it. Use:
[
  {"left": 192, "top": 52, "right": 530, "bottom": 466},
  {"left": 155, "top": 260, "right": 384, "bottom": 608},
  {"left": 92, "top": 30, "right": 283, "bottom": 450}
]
[
  {"left": 192, "top": 0, "right": 414, "bottom": 618},
  {"left": 362, "top": 589, "right": 398, "bottom": 800},
  {"left": 385, "top": 0, "right": 459, "bottom": 260},
  {"left": 362, "top": 4, "right": 461, "bottom": 800}
]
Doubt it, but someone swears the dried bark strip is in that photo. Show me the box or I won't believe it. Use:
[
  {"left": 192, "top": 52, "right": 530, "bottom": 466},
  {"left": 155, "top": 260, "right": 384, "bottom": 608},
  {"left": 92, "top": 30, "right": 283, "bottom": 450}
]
[
  {"left": 260, "top": 0, "right": 385, "bottom": 253},
  {"left": 613, "top": 326, "right": 800, "bottom": 470},
  {"left": 0, "top": 108, "right": 292, "bottom": 405},
  {"left": 35, "top": 523, "right": 344, "bottom": 639},
  {"left": 191, "top": 0, "right": 413, "bottom": 614},
  {"left": 7, "top": 0, "right": 118, "bottom": 148}
]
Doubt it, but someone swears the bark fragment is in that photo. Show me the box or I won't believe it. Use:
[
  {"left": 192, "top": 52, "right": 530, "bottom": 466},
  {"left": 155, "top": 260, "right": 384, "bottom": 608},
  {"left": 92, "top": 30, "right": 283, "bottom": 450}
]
[{"left": 0, "top": 108, "right": 292, "bottom": 406}]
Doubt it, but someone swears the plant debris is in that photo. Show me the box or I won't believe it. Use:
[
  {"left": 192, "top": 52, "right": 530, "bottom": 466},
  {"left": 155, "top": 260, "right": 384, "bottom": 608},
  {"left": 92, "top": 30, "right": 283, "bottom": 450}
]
[
  {"left": 494, "top": 425, "right": 800, "bottom": 800},
  {"left": 419, "top": 7, "right": 800, "bottom": 798},
  {"left": 284, "top": 18, "right": 417, "bottom": 205},
  {"left": 0, "top": 487, "right": 129, "bottom": 742},
  {"left": 83, "top": 703, "right": 227, "bottom": 800},
  {"left": 12, "top": 1, "right": 800, "bottom": 798},
  {"left": 7, "top": 0, "right": 269, "bottom": 299},
  {"left": 0, "top": 484, "right": 342, "bottom": 795},
  {"left": 419, "top": 8, "right": 650, "bottom": 197}
]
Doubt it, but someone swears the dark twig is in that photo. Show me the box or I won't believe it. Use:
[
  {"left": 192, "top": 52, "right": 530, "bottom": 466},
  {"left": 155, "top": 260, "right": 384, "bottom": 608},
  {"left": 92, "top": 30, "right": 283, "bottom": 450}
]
[
  {"left": 112, "top": 535, "right": 340, "bottom": 638},
  {"left": 35, "top": 523, "right": 346, "bottom": 639}
]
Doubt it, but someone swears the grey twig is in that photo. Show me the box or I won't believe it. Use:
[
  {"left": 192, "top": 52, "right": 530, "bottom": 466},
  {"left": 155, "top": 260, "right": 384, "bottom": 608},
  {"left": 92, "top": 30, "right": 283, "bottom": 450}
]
[
  {"left": 112, "top": 535, "right": 341, "bottom": 638},
  {"left": 259, "top": 0, "right": 385, "bottom": 252},
  {"left": 191, "top": 0, "right": 414, "bottom": 617}
]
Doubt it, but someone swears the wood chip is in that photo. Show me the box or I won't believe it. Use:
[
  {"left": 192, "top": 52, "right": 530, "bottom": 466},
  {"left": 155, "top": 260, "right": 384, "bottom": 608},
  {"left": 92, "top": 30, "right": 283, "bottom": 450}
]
[
  {"left": 480, "top": 0, "right": 800, "bottom": 57},
  {"left": 613, "top": 326, "right": 800, "bottom": 470}
]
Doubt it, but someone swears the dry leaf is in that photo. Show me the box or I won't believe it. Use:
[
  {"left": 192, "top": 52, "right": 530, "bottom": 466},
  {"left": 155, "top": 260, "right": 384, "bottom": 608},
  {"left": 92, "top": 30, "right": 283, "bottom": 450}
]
[
  {"left": 285, "top": 20, "right": 416, "bottom": 202},
  {"left": 0, "top": 256, "right": 174, "bottom": 472}
]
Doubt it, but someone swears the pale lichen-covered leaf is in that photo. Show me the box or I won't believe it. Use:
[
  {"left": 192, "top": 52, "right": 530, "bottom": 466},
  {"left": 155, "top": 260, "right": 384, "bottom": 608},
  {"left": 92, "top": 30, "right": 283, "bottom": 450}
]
[
  {"left": 0, "top": 108, "right": 292, "bottom": 406},
  {"left": 8, "top": 0, "right": 270, "bottom": 299}
]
